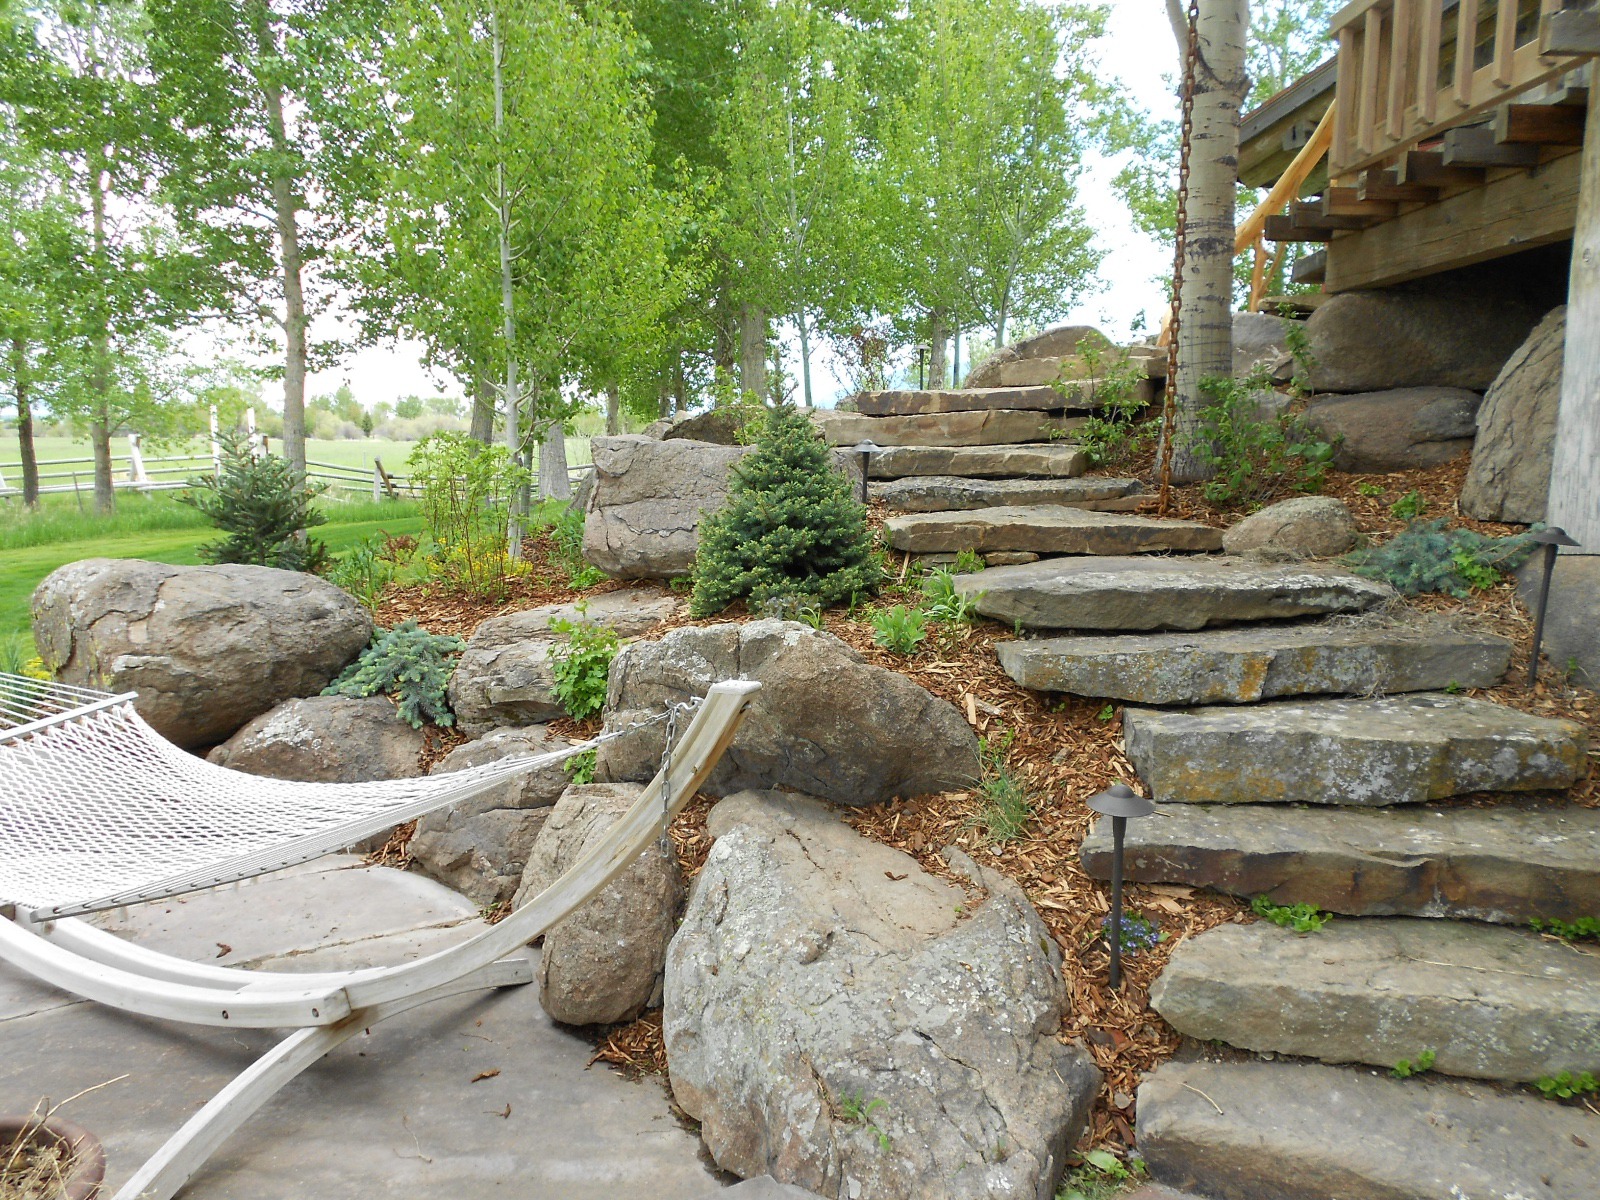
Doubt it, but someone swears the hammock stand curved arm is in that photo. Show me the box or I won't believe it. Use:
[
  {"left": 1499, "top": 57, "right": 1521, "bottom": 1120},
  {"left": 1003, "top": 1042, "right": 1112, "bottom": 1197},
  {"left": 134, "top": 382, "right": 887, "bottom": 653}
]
[{"left": 0, "top": 678, "right": 760, "bottom": 1200}]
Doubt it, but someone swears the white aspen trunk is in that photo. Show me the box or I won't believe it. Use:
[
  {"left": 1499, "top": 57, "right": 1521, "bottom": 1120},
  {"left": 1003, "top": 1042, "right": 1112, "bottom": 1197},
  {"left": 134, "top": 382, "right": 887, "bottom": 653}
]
[
  {"left": 88, "top": 150, "right": 114, "bottom": 516},
  {"left": 604, "top": 380, "right": 621, "bottom": 435},
  {"left": 738, "top": 303, "right": 767, "bottom": 402},
  {"left": 252, "top": 1, "right": 307, "bottom": 486},
  {"left": 11, "top": 336, "right": 39, "bottom": 507},
  {"left": 538, "top": 415, "right": 571, "bottom": 500},
  {"left": 469, "top": 363, "right": 494, "bottom": 443},
  {"left": 491, "top": 10, "right": 524, "bottom": 559},
  {"left": 797, "top": 309, "right": 813, "bottom": 408},
  {"left": 953, "top": 323, "right": 962, "bottom": 388},
  {"left": 928, "top": 311, "right": 948, "bottom": 389},
  {"left": 1170, "top": 0, "right": 1248, "bottom": 482}
]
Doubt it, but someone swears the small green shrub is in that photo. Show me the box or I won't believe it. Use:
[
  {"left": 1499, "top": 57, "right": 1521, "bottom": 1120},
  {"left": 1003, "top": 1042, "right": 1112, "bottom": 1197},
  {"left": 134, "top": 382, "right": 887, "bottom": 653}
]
[
  {"left": 1343, "top": 518, "right": 1540, "bottom": 598},
  {"left": 409, "top": 432, "right": 531, "bottom": 597},
  {"left": 1389, "top": 489, "right": 1427, "bottom": 521},
  {"left": 179, "top": 432, "right": 329, "bottom": 571},
  {"left": 1057, "top": 1149, "right": 1146, "bottom": 1200},
  {"left": 1054, "top": 345, "right": 1154, "bottom": 468},
  {"left": 1355, "top": 481, "right": 1385, "bottom": 497},
  {"left": 323, "top": 620, "right": 465, "bottom": 728},
  {"left": 327, "top": 536, "right": 396, "bottom": 612},
  {"left": 836, "top": 1092, "right": 891, "bottom": 1151},
  {"left": 870, "top": 605, "right": 928, "bottom": 655},
  {"left": 1252, "top": 895, "right": 1333, "bottom": 933},
  {"left": 691, "top": 404, "right": 881, "bottom": 616},
  {"left": 977, "top": 731, "right": 1030, "bottom": 842},
  {"left": 952, "top": 549, "right": 986, "bottom": 575},
  {"left": 1193, "top": 375, "right": 1334, "bottom": 506},
  {"left": 922, "top": 568, "right": 983, "bottom": 625},
  {"left": 546, "top": 604, "right": 621, "bottom": 721},
  {"left": 563, "top": 748, "right": 597, "bottom": 785},
  {"left": 1536, "top": 1070, "right": 1600, "bottom": 1100},
  {"left": 1531, "top": 916, "right": 1600, "bottom": 942},
  {"left": 1283, "top": 322, "right": 1316, "bottom": 397},
  {"left": 1390, "top": 1048, "right": 1437, "bottom": 1079}
]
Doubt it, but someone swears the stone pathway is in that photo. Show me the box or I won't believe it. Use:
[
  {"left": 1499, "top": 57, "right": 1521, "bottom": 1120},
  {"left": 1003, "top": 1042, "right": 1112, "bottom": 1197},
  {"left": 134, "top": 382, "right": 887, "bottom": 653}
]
[{"left": 0, "top": 857, "right": 794, "bottom": 1200}]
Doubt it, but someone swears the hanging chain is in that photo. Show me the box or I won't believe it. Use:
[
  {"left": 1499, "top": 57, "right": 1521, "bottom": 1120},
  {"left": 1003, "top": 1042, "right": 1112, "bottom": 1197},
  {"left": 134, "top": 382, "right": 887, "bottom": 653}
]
[{"left": 1158, "top": 0, "right": 1202, "bottom": 518}]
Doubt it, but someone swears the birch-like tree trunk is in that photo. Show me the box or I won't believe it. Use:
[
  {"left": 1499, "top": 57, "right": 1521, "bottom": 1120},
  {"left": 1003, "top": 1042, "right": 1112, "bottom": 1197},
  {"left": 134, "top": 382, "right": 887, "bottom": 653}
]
[
  {"left": 796, "top": 308, "right": 813, "bottom": 407},
  {"left": 11, "top": 336, "right": 39, "bottom": 507},
  {"left": 928, "top": 311, "right": 948, "bottom": 389},
  {"left": 604, "top": 380, "right": 620, "bottom": 435},
  {"left": 738, "top": 303, "right": 767, "bottom": 402},
  {"left": 491, "top": 10, "right": 524, "bottom": 557},
  {"left": 88, "top": 149, "right": 115, "bottom": 515},
  {"left": 1168, "top": 0, "right": 1248, "bottom": 482},
  {"left": 469, "top": 364, "right": 494, "bottom": 443},
  {"left": 538, "top": 418, "right": 571, "bottom": 500}
]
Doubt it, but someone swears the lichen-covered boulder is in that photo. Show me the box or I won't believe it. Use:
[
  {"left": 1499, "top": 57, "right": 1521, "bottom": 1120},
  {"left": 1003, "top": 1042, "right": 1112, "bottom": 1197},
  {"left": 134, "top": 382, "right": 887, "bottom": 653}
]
[
  {"left": 597, "top": 621, "right": 980, "bottom": 805},
  {"left": 1303, "top": 387, "right": 1481, "bottom": 471},
  {"left": 1462, "top": 306, "right": 1565, "bottom": 523},
  {"left": 666, "top": 791, "right": 1099, "bottom": 1199},
  {"left": 1221, "top": 496, "right": 1359, "bottom": 557},
  {"left": 31, "top": 559, "right": 372, "bottom": 748},
  {"left": 408, "top": 725, "right": 575, "bottom": 907},
  {"left": 513, "top": 782, "right": 682, "bottom": 1026},
  {"left": 207, "top": 695, "right": 424, "bottom": 782},
  {"left": 963, "top": 324, "right": 1110, "bottom": 388}
]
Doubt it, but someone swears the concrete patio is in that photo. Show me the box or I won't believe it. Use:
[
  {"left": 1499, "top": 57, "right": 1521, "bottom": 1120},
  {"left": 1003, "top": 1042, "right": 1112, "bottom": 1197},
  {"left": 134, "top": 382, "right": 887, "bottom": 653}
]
[{"left": 0, "top": 856, "right": 808, "bottom": 1199}]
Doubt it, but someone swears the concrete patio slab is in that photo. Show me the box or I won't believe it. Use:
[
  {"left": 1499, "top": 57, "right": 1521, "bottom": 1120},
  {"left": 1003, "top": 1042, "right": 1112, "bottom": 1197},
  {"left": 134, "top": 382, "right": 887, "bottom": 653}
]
[{"left": 0, "top": 857, "right": 744, "bottom": 1198}]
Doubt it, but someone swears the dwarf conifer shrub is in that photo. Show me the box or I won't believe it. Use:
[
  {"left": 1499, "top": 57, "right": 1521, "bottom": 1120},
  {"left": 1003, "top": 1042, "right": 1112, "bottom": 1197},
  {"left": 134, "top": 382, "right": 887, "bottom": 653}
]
[
  {"left": 1343, "top": 518, "right": 1539, "bottom": 598},
  {"left": 690, "top": 404, "right": 881, "bottom": 617},
  {"left": 324, "top": 620, "right": 465, "bottom": 728},
  {"left": 180, "top": 433, "right": 329, "bottom": 572}
]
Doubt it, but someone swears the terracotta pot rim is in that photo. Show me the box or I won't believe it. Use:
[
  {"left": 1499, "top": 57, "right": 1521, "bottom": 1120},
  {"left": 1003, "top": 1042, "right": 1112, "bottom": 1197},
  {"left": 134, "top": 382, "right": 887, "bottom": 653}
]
[{"left": 0, "top": 1113, "right": 107, "bottom": 1200}]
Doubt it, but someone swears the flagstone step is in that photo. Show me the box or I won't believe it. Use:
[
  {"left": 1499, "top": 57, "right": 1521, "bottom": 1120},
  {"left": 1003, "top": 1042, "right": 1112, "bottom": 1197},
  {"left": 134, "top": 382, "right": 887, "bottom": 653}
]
[
  {"left": 1137, "top": 1059, "right": 1600, "bottom": 1200},
  {"left": 849, "top": 376, "right": 1157, "bottom": 417},
  {"left": 1081, "top": 799, "right": 1600, "bottom": 924},
  {"left": 950, "top": 556, "right": 1394, "bottom": 631},
  {"left": 812, "top": 408, "right": 1084, "bottom": 448},
  {"left": 867, "top": 443, "right": 1088, "bottom": 480},
  {"left": 996, "top": 618, "right": 1511, "bottom": 704},
  {"left": 883, "top": 506, "right": 1222, "bottom": 555},
  {"left": 873, "top": 475, "right": 1143, "bottom": 514},
  {"left": 1125, "top": 694, "right": 1588, "bottom": 806},
  {"left": 981, "top": 354, "right": 1161, "bottom": 389},
  {"left": 1149, "top": 918, "right": 1600, "bottom": 1083}
]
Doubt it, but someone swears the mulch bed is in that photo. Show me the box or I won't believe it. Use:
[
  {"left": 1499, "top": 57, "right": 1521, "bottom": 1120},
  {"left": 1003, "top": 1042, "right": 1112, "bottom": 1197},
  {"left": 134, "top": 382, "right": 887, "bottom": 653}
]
[{"left": 380, "top": 449, "right": 1600, "bottom": 1159}]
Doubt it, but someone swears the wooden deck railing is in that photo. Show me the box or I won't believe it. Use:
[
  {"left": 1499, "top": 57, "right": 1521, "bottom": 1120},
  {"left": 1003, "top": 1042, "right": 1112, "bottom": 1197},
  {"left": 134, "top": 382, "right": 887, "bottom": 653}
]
[{"left": 1329, "top": 0, "right": 1591, "bottom": 175}]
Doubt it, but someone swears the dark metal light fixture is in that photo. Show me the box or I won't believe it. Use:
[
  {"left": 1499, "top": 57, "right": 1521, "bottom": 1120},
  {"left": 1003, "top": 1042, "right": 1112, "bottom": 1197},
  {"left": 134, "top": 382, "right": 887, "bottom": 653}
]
[
  {"left": 851, "top": 439, "right": 879, "bottom": 504},
  {"left": 1087, "top": 782, "right": 1156, "bottom": 990},
  {"left": 913, "top": 343, "right": 929, "bottom": 390},
  {"left": 1527, "top": 525, "right": 1581, "bottom": 687}
]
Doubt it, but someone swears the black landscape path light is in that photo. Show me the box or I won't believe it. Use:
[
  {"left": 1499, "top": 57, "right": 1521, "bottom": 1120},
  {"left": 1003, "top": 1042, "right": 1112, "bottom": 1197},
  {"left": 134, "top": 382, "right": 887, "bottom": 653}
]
[
  {"left": 1088, "top": 782, "right": 1156, "bottom": 990},
  {"left": 1527, "top": 526, "right": 1581, "bottom": 688},
  {"left": 851, "top": 439, "right": 879, "bottom": 505},
  {"left": 914, "top": 343, "right": 929, "bottom": 389}
]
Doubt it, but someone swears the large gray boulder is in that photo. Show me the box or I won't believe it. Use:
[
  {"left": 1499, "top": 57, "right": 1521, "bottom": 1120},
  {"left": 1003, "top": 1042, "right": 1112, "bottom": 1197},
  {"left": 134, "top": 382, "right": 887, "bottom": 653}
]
[
  {"left": 1461, "top": 306, "right": 1565, "bottom": 523},
  {"left": 408, "top": 725, "right": 574, "bottom": 907},
  {"left": 1302, "top": 286, "right": 1546, "bottom": 393},
  {"left": 31, "top": 559, "right": 372, "bottom": 749},
  {"left": 597, "top": 621, "right": 979, "bottom": 806},
  {"left": 513, "top": 782, "right": 682, "bottom": 1026},
  {"left": 666, "top": 792, "right": 1099, "bottom": 1199},
  {"left": 1517, "top": 553, "right": 1600, "bottom": 690},
  {"left": 581, "top": 436, "right": 861, "bottom": 580},
  {"left": 1221, "top": 495, "right": 1358, "bottom": 557},
  {"left": 963, "top": 324, "right": 1110, "bottom": 389},
  {"left": 1232, "top": 311, "right": 1296, "bottom": 378},
  {"left": 447, "top": 590, "right": 679, "bottom": 735},
  {"left": 207, "top": 695, "right": 424, "bottom": 782},
  {"left": 1303, "top": 387, "right": 1482, "bottom": 471}
]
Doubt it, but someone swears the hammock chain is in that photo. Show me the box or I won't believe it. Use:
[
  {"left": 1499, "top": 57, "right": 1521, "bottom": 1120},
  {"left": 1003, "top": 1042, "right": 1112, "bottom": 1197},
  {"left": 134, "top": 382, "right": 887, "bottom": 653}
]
[{"left": 1158, "top": 0, "right": 1202, "bottom": 518}]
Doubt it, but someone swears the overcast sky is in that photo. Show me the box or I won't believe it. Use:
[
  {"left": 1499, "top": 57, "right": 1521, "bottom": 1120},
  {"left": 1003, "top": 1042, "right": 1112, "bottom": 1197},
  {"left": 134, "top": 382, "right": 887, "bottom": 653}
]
[{"left": 275, "top": 0, "right": 1184, "bottom": 413}]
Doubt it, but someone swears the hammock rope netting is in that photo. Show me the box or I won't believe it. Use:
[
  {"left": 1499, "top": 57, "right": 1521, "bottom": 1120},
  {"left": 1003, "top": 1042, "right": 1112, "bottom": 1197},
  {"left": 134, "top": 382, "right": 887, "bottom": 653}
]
[{"left": 0, "top": 672, "right": 694, "bottom": 920}]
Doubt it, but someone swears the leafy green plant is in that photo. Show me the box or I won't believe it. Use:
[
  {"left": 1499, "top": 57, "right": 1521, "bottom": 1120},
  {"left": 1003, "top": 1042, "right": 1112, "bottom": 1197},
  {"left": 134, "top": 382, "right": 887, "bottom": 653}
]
[
  {"left": 1057, "top": 1149, "right": 1146, "bottom": 1200},
  {"left": 0, "top": 634, "right": 47, "bottom": 680},
  {"left": 953, "top": 549, "right": 986, "bottom": 575},
  {"left": 977, "top": 731, "right": 1031, "bottom": 842},
  {"left": 870, "top": 604, "right": 929, "bottom": 656},
  {"left": 1252, "top": 895, "right": 1333, "bottom": 933},
  {"left": 1055, "top": 344, "right": 1154, "bottom": 468},
  {"left": 1536, "top": 1070, "right": 1600, "bottom": 1100},
  {"left": 179, "top": 432, "right": 329, "bottom": 572},
  {"left": 409, "top": 432, "right": 531, "bottom": 598},
  {"left": 690, "top": 404, "right": 881, "bottom": 617},
  {"left": 327, "top": 536, "right": 396, "bottom": 612},
  {"left": 546, "top": 604, "right": 622, "bottom": 721},
  {"left": 1530, "top": 916, "right": 1600, "bottom": 942},
  {"left": 1192, "top": 374, "right": 1334, "bottom": 506},
  {"left": 922, "top": 568, "right": 983, "bottom": 625},
  {"left": 323, "top": 620, "right": 465, "bottom": 728},
  {"left": 836, "top": 1092, "right": 890, "bottom": 1151},
  {"left": 1355, "top": 481, "right": 1386, "bottom": 498},
  {"left": 1096, "top": 703, "right": 1116, "bottom": 722},
  {"left": 1283, "top": 321, "right": 1316, "bottom": 398},
  {"left": 1102, "top": 911, "right": 1164, "bottom": 956},
  {"left": 1343, "top": 519, "right": 1540, "bottom": 599},
  {"left": 563, "top": 748, "right": 597, "bottom": 786},
  {"left": 1390, "top": 1048, "right": 1437, "bottom": 1079},
  {"left": 1389, "top": 489, "right": 1427, "bottom": 521}
]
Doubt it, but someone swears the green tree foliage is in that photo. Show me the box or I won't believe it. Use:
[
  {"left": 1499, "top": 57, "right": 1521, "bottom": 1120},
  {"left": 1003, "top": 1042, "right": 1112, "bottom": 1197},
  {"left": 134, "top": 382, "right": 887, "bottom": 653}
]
[
  {"left": 691, "top": 404, "right": 880, "bottom": 617},
  {"left": 179, "top": 433, "right": 330, "bottom": 570},
  {"left": 323, "top": 620, "right": 465, "bottom": 728},
  {"left": 407, "top": 431, "right": 530, "bottom": 596}
]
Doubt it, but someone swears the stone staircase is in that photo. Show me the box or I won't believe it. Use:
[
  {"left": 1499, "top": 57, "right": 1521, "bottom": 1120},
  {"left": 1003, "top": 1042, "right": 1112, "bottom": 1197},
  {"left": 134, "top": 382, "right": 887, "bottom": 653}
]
[{"left": 835, "top": 338, "right": 1600, "bottom": 1198}]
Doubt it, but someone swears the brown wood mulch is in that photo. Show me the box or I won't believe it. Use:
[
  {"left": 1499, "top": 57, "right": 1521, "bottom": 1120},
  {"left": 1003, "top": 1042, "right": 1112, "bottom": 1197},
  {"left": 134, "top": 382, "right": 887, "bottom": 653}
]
[{"left": 379, "top": 450, "right": 1599, "bottom": 1160}]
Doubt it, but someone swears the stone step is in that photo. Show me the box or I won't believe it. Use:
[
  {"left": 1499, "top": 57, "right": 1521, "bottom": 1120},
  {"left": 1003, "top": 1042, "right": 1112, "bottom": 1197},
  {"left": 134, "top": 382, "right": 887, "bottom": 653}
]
[
  {"left": 1150, "top": 918, "right": 1600, "bottom": 1083},
  {"left": 996, "top": 618, "right": 1511, "bottom": 704},
  {"left": 978, "top": 355, "right": 1161, "bottom": 389},
  {"left": 884, "top": 506, "right": 1222, "bottom": 555},
  {"left": 1081, "top": 799, "right": 1600, "bottom": 924},
  {"left": 868, "top": 443, "right": 1087, "bottom": 480},
  {"left": 950, "top": 556, "right": 1394, "bottom": 631},
  {"left": 812, "top": 408, "right": 1083, "bottom": 448},
  {"left": 849, "top": 376, "right": 1157, "bottom": 416},
  {"left": 873, "top": 475, "right": 1143, "bottom": 514},
  {"left": 1138, "top": 1059, "right": 1600, "bottom": 1200},
  {"left": 1126, "top": 694, "right": 1588, "bottom": 806}
]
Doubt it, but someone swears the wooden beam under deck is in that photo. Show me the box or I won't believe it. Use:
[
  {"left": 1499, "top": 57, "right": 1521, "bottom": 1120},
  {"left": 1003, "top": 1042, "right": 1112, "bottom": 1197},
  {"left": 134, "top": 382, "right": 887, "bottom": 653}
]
[{"left": 1324, "top": 148, "right": 1581, "bottom": 292}]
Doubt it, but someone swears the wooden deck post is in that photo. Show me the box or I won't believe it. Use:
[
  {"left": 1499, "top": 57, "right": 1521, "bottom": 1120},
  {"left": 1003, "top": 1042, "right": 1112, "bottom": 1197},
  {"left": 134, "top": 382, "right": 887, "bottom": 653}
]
[{"left": 1549, "top": 83, "right": 1600, "bottom": 552}]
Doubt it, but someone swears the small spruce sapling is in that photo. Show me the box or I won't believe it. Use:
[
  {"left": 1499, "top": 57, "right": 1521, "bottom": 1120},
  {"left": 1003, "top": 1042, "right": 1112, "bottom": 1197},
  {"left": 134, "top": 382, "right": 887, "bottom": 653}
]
[
  {"left": 690, "top": 404, "right": 881, "bottom": 617},
  {"left": 180, "top": 432, "right": 329, "bottom": 572},
  {"left": 323, "top": 621, "right": 465, "bottom": 728}
]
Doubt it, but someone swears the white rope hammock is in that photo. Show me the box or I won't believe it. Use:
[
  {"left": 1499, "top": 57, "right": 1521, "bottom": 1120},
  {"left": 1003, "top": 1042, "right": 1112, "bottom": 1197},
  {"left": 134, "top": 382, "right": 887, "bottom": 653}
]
[{"left": 0, "top": 672, "right": 685, "bottom": 920}]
